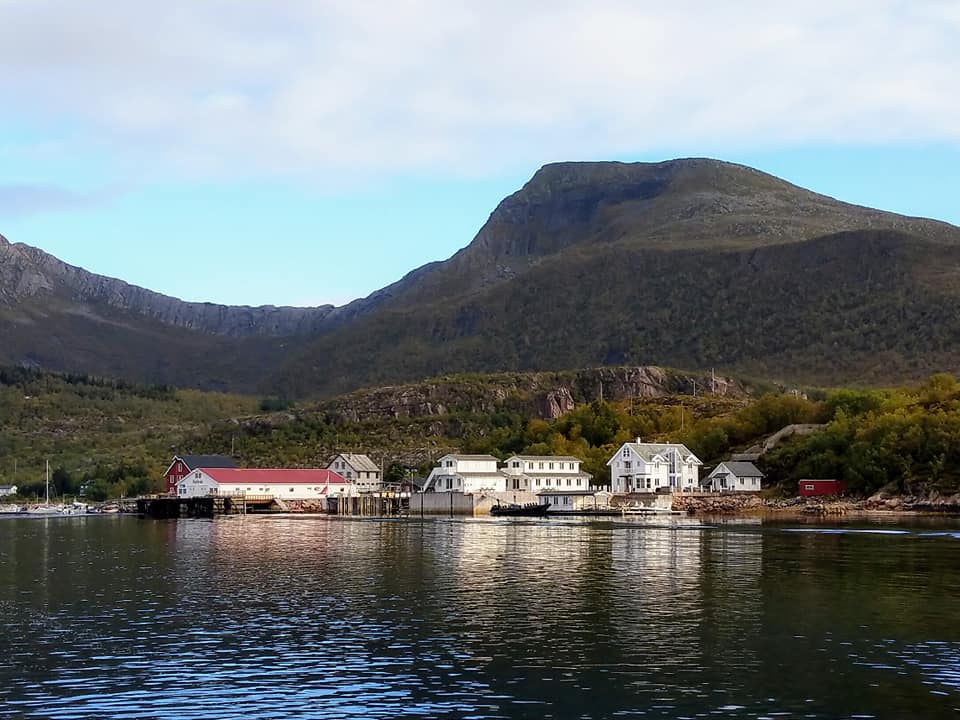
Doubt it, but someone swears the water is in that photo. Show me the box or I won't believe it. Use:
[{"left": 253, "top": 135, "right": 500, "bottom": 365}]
[{"left": 0, "top": 514, "right": 958, "bottom": 719}]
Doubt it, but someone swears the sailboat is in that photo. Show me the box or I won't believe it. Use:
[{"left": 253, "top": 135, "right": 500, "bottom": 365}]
[{"left": 25, "top": 461, "right": 65, "bottom": 515}]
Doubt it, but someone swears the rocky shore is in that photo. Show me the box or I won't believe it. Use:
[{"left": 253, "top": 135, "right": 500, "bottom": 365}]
[{"left": 672, "top": 492, "right": 960, "bottom": 516}]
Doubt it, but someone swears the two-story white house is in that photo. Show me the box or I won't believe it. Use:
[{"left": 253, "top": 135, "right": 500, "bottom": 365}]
[
  {"left": 423, "top": 454, "right": 507, "bottom": 493},
  {"left": 501, "top": 455, "right": 593, "bottom": 492},
  {"left": 327, "top": 453, "right": 382, "bottom": 492},
  {"left": 608, "top": 440, "right": 702, "bottom": 493}
]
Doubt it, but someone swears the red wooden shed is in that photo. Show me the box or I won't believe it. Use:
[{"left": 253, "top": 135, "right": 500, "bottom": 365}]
[{"left": 798, "top": 479, "right": 845, "bottom": 497}]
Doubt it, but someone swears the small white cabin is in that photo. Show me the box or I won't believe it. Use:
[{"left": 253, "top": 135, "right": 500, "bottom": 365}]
[{"left": 705, "top": 462, "right": 764, "bottom": 492}]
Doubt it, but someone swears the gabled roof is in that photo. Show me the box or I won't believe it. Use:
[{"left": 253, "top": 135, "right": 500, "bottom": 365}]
[
  {"left": 196, "top": 468, "right": 348, "bottom": 485},
  {"left": 608, "top": 442, "right": 702, "bottom": 466},
  {"left": 178, "top": 455, "right": 237, "bottom": 471},
  {"left": 713, "top": 461, "right": 764, "bottom": 478},
  {"left": 332, "top": 453, "right": 380, "bottom": 472},
  {"left": 505, "top": 455, "right": 582, "bottom": 463},
  {"left": 439, "top": 454, "right": 499, "bottom": 462}
]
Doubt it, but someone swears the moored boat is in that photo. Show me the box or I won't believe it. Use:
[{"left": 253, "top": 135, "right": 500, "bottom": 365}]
[{"left": 490, "top": 501, "right": 551, "bottom": 517}]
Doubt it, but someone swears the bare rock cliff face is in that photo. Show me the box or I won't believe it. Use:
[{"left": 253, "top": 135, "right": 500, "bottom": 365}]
[
  {"left": 0, "top": 238, "right": 336, "bottom": 337},
  {"left": 318, "top": 366, "right": 745, "bottom": 424}
]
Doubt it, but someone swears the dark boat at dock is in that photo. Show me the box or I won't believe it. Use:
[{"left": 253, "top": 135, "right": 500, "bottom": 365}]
[{"left": 489, "top": 502, "right": 550, "bottom": 517}]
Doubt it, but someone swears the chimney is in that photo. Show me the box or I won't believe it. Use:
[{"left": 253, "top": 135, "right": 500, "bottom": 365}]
[{"left": 636, "top": 437, "right": 642, "bottom": 444}]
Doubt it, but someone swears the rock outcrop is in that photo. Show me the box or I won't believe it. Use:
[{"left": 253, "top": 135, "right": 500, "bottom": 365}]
[{"left": 318, "top": 366, "right": 746, "bottom": 424}]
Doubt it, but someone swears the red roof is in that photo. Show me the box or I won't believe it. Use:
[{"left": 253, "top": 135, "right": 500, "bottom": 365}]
[{"left": 199, "top": 468, "right": 348, "bottom": 485}]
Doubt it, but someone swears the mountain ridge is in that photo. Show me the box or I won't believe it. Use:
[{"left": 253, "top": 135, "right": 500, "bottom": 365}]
[{"left": 3, "top": 158, "right": 960, "bottom": 395}]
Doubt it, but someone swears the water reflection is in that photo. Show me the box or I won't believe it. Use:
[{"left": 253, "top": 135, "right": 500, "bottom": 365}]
[{"left": 0, "top": 514, "right": 957, "bottom": 719}]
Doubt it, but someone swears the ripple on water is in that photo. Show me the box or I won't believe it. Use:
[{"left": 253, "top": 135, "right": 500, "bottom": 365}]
[{"left": 0, "top": 516, "right": 958, "bottom": 719}]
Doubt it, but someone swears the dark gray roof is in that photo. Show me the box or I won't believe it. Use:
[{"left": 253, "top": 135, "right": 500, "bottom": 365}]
[
  {"left": 715, "top": 461, "right": 764, "bottom": 478},
  {"left": 179, "top": 455, "right": 237, "bottom": 470},
  {"left": 333, "top": 453, "right": 380, "bottom": 472}
]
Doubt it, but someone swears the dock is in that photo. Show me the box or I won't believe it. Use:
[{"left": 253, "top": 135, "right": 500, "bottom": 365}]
[{"left": 136, "top": 494, "right": 276, "bottom": 518}]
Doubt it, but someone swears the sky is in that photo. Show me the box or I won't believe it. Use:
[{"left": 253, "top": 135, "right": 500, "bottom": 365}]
[{"left": 1, "top": 0, "right": 958, "bottom": 307}]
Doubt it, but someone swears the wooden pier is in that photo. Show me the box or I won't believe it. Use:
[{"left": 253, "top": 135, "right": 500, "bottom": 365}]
[
  {"left": 137, "top": 494, "right": 275, "bottom": 519},
  {"left": 328, "top": 492, "right": 411, "bottom": 516}
]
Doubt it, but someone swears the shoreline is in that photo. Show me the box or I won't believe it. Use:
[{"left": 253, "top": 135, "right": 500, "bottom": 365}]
[{"left": 672, "top": 492, "right": 960, "bottom": 516}]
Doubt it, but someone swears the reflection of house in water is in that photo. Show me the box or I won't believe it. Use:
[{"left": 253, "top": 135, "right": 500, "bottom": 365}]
[
  {"left": 697, "top": 525, "right": 764, "bottom": 680},
  {"left": 607, "top": 521, "right": 763, "bottom": 696}
]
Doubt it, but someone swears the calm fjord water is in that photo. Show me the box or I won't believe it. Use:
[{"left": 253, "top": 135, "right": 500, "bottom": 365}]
[{"left": 0, "top": 515, "right": 958, "bottom": 720}]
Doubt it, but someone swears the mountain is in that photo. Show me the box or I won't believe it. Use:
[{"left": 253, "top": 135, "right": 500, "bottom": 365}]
[
  {"left": 270, "top": 159, "right": 960, "bottom": 396},
  {"left": 0, "top": 233, "right": 339, "bottom": 390},
  {"left": 3, "top": 158, "right": 960, "bottom": 395}
]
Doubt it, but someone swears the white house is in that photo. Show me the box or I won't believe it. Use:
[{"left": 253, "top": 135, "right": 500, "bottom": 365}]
[
  {"left": 423, "top": 455, "right": 507, "bottom": 493},
  {"left": 535, "top": 488, "right": 613, "bottom": 513},
  {"left": 0, "top": 484, "right": 17, "bottom": 497},
  {"left": 705, "top": 462, "right": 764, "bottom": 492},
  {"left": 327, "top": 453, "right": 382, "bottom": 492},
  {"left": 501, "top": 455, "right": 593, "bottom": 492},
  {"left": 176, "top": 467, "right": 354, "bottom": 500},
  {"left": 608, "top": 440, "right": 702, "bottom": 493}
]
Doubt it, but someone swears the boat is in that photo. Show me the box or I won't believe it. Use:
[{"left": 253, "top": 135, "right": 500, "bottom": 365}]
[
  {"left": 25, "top": 461, "right": 65, "bottom": 515},
  {"left": 490, "top": 501, "right": 551, "bottom": 517}
]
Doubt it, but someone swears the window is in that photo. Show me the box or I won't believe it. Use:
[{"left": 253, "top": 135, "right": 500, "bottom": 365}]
[
  {"left": 622, "top": 448, "right": 629, "bottom": 457},
  {"left": 624, "top": 461, "right": 632, "bottom": 469},
  {"left": 576, "top": 479, "right": 582, "bottom": 487},
  {"left": 566, "top": 478, "right": 571, "bottom": 486},
  {"left": 538, "top": 462, "right": 545, "bottom": 470},
  {"left": 445, "top": 460, "right": 454, "bottom": 468},
  {"left": 804, "top": 484, "right": 815, "bottom": 491},
  {"left": 289, "top": 488, "right": 295, "bottom": 493},
  {"left": 548, "top": 462, "right": 554, "bottom": 470},
  {"left": 512, "top": 461, "right": 520, "bottom": 468},
  {"left": 535, "top": 479, "right": 541, "bottom": 486},
  {"left": 446, "top": 478, "right": 453, "bottom": 489}
]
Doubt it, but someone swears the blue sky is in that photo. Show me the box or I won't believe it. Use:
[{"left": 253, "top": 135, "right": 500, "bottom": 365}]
[{"left": 2, "top": 1, "right": 958, "bottom": 307}]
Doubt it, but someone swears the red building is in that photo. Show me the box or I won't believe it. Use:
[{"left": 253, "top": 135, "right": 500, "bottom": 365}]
[
  {"left": 798, "top": 479, "right": 845, "bottom": 497},
  {"left": 164, "top": 454, "right": 236, "bottom": 493}
]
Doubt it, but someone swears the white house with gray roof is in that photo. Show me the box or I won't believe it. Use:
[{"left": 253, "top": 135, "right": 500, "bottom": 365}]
[
  {"left": 608, "top": 440, "right": 702, "bottom": 493},
  {"left": 423, "top": 454, "right": 507, "bottom": 493},
  {"left": 705, "top": 461, "right": 764, "bottom": 492},
  {"left": 327, "top": 453, "right": 382, "bottom": 492},
  {"left": 502, "top": 455, "right": 592, "bottom": 492}
]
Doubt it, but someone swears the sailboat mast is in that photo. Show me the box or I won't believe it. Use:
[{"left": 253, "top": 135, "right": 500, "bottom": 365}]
[{"left": 45, "top": 460, "right": 50, "bottom": 505}]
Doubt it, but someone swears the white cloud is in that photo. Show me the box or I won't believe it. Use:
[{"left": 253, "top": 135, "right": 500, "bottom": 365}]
[
  {"left": 0, "top": 0, "right": 957, "bottom": 182},
  {"left": 0, "top": 183, "right": 109, "bottom": 218}
]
